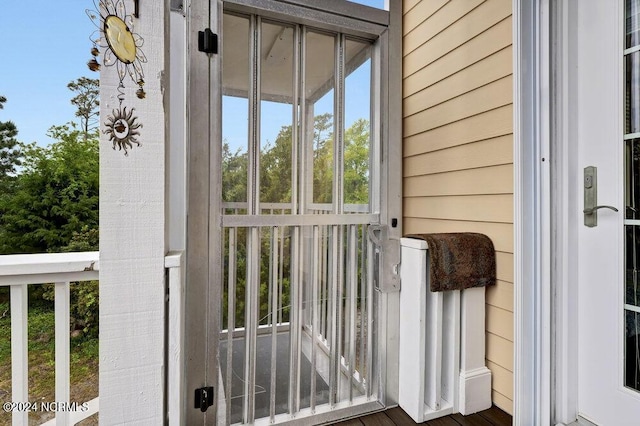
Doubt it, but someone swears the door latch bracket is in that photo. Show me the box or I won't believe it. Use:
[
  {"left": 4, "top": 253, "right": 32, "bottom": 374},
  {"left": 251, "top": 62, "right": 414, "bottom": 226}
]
[
  {"left": 194, "top": 386, "right": 214, "bottom": 412},
  {"left": 368, "top": 224, "right": 401, "bottom": 293}
]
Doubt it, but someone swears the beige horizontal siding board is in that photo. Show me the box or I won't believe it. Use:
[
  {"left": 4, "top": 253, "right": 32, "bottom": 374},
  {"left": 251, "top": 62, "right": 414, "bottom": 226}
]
[
  {"left": 403, "top": 218, "right": 513, "bottom": 253},
  {"left": 491, "top": 390, "right": 513, "bottom": 415},
  {"left": 403, "top": 0, "right": 512, "bottom": 77},
  {"left": 404, "top": 135, "right": 513, "bottom": 173},
  {"left": 404, "top": 105, "right": 513, "bottom": 156},
  {"left": 404, "top": 47, "right": 513, "bottom": 116},
  {"left": 486, "top": 305, "right": 514, "bottom": 341},
  {"left": 403, "top": 17, "right": 512, "bottom": 97},
  {"left": 404, "top": 194, "right": 513, "bottom": 223},
  {"left": 403, "top": 0, "right": 484, "bottom": 55},
  {"left": 486, "top": 360, "right": 514, "bottom": 399},
  {"left": 404, "top": 164, "right": 513, "bottom": 197},
  {"left": 402, "top": 0, "right": 421, "bottom": 16},
  {"left": 486, "top": 279, "right": 514, "bottom": 312},
  {"left": 404, "top": 75, "right": 513, "bottom": 136},
  {"left": 486, "top": 332, "right": 513, "bottom": 372},
  {"left": 495, "top": 251, "right": 513, "bottom": 281},
  {"left": 402, "top": 0, "right": 449, "bottom": 34}
]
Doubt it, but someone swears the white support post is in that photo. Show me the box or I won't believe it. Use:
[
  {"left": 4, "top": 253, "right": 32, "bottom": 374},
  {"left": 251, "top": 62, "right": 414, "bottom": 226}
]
[
  {"left": 55, "top": 281, "right": 71, "bottom": 425},
  {"left": 10, "top": 284, "right": 28, "bottom": 426},
  {"left": 458, "top": 287, "right": 492, "bottom": 415},
  {"left": 98, "top": 0, "right": 167, "bottom": 423}
]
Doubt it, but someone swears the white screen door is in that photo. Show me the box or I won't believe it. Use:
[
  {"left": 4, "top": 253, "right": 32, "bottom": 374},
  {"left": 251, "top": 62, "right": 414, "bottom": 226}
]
[
  {"left": 214, "top": 2, "right": 394, "bottom": 424},
  {"left": 575, "top": 0, "right": 640, "bottom": 423}
]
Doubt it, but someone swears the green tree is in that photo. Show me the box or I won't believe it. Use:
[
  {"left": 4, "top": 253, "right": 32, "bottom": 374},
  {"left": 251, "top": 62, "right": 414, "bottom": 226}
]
[
  {"left": 343, "top": 118, "right": 370, "bottom": 204},
  {"left": 38, "top": 226, "right": 100, "bottom": 337},
  {"left": 0, "top": 96, "right": 22, "bottom": 182},
  {"left": 222, "top": 142, "right": 248, "bottom": 206},
  {"left": 260, "top": 125, "right": 293, "bottom": 204},
  {"left": 68, "top": 77, "right": 99, "bottom": 139},
  {"left": 0, "top": 125, "right": 99, "bottom": 254},
  {"left": 312, "top": 113, "right": 334, "bottom": 204}
]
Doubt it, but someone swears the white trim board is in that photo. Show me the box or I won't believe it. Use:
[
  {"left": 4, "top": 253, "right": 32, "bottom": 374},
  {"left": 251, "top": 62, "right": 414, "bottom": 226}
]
[{"left": 513, "top": 0, "right": 553, "bottom": 424}]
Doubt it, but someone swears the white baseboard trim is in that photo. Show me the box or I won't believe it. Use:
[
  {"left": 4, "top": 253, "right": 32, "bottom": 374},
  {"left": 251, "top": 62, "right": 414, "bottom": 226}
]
[{"left": 458, "top": 367, "right": 492, "bottom": 415}]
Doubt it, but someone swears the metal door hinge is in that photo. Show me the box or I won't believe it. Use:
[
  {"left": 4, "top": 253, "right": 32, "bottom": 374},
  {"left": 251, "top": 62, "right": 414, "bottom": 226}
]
[
  {"left": 198, "top": 29, "right": 218, "bottom": 54},
  {"left": 194, "top": 386, "right": 214, "bottom": 412}
]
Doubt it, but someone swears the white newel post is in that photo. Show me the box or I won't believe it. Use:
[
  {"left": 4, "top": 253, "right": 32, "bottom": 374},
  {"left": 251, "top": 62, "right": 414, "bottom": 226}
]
[
  {"left": 399, "top": 238, "right": 492, "bottom": 421},
  {"left": 99, "top": 0, "right": 168, "bottom": 423}
]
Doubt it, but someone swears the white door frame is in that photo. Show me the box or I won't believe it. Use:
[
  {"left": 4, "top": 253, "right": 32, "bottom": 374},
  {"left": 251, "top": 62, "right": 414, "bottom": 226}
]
[
  {"left": 513, "top": 0, "right": 553, "bottom": 424},
  {"left": 514, "top": 1, "right": 626, "bottom": 424},
  {"left": 183, "top": 1, "right": 403, "bottom": 424}
]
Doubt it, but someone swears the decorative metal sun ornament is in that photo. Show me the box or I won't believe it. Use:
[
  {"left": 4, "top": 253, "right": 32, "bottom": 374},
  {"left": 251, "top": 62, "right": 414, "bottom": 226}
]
[
  {"left": 104, "top": 107, "right": 141, "bottom": 155},
  {"left": 87, "top": 0, "right": 146, "bottom": 156}
]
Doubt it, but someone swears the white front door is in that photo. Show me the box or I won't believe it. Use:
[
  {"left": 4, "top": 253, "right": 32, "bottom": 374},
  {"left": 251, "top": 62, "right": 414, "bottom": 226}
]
[{"left": 575, "top": 0, "right": 640, "bottom": 423}]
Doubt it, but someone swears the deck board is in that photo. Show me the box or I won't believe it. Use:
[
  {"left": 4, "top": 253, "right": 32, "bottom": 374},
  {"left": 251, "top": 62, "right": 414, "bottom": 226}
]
[
  {"left": 450, "top": 412, "right": 494, "bottom": 426},
  {"left": 343, "top": 406, "right": 511, "bottom": 426}
]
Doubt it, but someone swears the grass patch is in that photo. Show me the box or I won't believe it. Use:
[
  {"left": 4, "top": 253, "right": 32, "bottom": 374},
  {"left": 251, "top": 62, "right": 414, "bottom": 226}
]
[{"left": 0, "top": 301, "right": 99, "bottom": 426}]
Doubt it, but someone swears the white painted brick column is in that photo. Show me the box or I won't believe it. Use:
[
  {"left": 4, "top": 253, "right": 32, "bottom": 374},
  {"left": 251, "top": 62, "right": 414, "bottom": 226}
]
[{"left": 99, "top": 0, "right": 168, "bottom": 423}]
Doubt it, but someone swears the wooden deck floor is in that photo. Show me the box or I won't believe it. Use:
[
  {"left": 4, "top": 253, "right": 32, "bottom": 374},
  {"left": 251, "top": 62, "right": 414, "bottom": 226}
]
[{"left": 336, "top": 406, "right": 512, "bottom": 426}]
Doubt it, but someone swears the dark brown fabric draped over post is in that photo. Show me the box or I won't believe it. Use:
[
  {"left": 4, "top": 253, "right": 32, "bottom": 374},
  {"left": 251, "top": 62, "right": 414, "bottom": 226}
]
[{"left": 406, "top": 233, "right": 496, "bottom": 292}]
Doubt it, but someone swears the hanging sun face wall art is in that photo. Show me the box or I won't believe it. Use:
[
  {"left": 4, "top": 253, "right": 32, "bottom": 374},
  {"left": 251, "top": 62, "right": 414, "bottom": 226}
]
[
  {"left": 103, "top": 107, "right": 141, "bottom": 155},
  {"left": 87, "top": 0, "right": 147, "bottom": 156}
]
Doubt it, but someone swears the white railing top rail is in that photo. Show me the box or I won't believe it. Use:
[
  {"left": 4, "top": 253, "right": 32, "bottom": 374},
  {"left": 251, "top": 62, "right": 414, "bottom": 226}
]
[
  {"left": 0, "top": 251, "right": 99, "bottom": 286},
  {"left": 221, "top": 201, "right": 371, "bottom": 213}
]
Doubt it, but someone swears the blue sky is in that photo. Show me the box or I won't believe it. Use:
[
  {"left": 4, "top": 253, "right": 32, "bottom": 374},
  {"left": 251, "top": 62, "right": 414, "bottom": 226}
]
[
  {"left": 0, "top": 1, "right": 96, "bottom": 146},
  {"left": 0, "top": 0, "right": 381, "bottom": 148}
]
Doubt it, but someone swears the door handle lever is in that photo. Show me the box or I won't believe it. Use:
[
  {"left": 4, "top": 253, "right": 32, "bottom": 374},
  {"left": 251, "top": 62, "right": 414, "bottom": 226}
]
[
  {"left": 584, "top": 166, "right": 618, "bottom": 227},
  {"left": 583, "top": 205, "right": 619, "bottom": 214}
]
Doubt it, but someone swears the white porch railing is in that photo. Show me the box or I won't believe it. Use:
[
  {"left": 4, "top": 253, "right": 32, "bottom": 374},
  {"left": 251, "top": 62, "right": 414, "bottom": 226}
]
[{"left": 0, "top": 252, "right": 100, "bottom": 426}]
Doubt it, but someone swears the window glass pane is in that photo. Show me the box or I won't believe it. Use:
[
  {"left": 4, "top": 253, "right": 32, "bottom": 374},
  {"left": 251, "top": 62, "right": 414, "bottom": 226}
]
[
  {"left": 626, "top": 52, "right": 640, "bottom": 135},
  {"left": 625, "top": 309, "right": 640, "bottom": 391},
  {"left": 222, "top": 13, "right": 250, "bottom": 213},
  {"left": 305, "top": 30, "right": 336, "bottom": 208},
  {"left": 344, "top": 39, "right": 372, "bottom": 212},
  {"left": 260, "top": 21, "right": 295, "bottom": 214},
  {"left": 625, "top": 2, "right": 640, "bottom": 394},
  {"left": 627, "top": 0, "right": 640, "bottom": 49},
  {"left": 625, "top": 139, "right": 640, "bottom": 219},
  {"left": 626, "top": 225, "right": 640, "bottom": 307}
]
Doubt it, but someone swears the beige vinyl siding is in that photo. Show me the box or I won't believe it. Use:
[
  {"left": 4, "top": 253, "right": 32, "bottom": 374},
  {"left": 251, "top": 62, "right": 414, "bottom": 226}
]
[{"left": 402, "top": 0, "right": 514, "bottom": 415}]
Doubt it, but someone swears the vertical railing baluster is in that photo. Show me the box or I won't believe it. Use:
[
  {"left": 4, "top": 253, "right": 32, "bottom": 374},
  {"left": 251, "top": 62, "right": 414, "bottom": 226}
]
[
  {"left": 226, "top": 228, "right": 236, "bottom": 426},
  {"left": 359, "top": 224, "right": 367, "bottom": 386},
  {"left": 269, "top": 227, "right": 279, "bottom": 421},
  {"left": 289, "top": 226, "right": 301, "bottom": 415},
  {"left": 335, "top": 225, "right": 345, "bottom": 402},
  {"left": 278, "top": 230, "right": 285, "bottom": 325},
  {"left": 55, "top": 281, "right": 71, "bottom": 425},
  {"left": 329, "top": 225, "right": 339, "bottom": 406},
  {"left": 348, "top": 225, "right": 357, "bottom": 401},
  {"left": 244, "top": 227, "right": 260, "bottom": 424},
  {"left": 310, "top": 225, "right": 319, "bottom": 412},
  {"left": 10, "top": 284, "right": 28, "bottom": 426},
  {"left": 320, "top": 225, "right": 327, "bottom": 340},
  {"left": 366, "top": 234, "right": 374, "bottom": 398}
]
